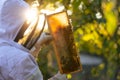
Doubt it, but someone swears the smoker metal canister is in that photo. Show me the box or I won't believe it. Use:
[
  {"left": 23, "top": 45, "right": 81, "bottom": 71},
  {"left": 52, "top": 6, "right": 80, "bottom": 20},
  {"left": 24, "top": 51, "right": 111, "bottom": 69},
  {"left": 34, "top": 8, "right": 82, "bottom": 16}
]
[{"left": 47, "top": 11, "right": 82, "bottom": 74}]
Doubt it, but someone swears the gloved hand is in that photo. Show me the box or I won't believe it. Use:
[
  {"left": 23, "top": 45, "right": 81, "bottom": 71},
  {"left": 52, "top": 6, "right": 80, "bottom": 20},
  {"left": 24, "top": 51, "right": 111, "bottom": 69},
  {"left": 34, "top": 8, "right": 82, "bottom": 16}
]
[
  {"left": 30, "top": 32, "right": 52, "bottom": 58},
  {"left": 35, "top": 32, "right": 52, "bottom": 46},
  {"left": 48, "top": 72, "right": 67, "bottom": 80}
]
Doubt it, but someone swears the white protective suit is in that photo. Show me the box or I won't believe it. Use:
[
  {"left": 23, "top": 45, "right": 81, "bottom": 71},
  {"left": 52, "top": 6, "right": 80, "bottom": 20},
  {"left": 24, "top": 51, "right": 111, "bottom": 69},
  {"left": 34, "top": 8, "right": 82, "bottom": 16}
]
[
  {"left": 0, "top": 0, "right": 43, "bottom": 80},
  {"left": 0, "top": 0, "right": 67, "bottom": 80}
]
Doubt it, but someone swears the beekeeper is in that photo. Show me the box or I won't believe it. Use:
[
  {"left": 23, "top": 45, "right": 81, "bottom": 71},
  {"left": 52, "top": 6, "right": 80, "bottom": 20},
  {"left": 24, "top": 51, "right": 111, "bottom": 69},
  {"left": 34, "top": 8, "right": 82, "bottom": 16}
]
[{"left": 0, "top": 0, "right": 67, "bottom": 80}]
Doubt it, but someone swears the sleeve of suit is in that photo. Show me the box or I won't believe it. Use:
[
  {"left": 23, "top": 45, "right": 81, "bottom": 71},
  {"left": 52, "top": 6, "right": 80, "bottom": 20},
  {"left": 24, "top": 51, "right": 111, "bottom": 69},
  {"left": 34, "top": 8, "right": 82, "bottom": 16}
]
[
  {"left": 16, "top": 53, "right": 43, "bottom": 80},
  {"left": 8, "top": 51, "right": 43, "bottom": 80}
]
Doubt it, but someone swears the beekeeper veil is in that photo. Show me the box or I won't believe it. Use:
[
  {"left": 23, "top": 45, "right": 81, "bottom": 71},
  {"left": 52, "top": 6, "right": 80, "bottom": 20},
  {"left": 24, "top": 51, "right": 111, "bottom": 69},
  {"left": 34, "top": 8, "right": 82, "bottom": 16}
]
[{"left": 0, "top": 0, "right": 30, "bottom": 51}]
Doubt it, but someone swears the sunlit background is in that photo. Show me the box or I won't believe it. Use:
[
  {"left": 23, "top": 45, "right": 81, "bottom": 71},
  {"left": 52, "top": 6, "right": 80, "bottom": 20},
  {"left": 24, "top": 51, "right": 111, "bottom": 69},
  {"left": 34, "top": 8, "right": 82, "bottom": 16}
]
[{"left": 24, "top": 0, "right": 120, "bottom": 80}]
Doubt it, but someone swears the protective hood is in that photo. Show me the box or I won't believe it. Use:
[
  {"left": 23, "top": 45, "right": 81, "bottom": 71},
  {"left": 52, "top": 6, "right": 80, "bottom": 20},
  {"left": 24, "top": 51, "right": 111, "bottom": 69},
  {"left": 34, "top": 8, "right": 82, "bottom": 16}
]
[{"left": 0, "top": 0, "right": 30, "bottom": 52}]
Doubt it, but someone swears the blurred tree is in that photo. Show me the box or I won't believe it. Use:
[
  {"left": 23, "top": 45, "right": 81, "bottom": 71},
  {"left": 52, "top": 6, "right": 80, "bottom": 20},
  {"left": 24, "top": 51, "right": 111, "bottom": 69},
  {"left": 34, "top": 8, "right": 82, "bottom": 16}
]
[
  {"left": 37, "top": 43, "right": 58, "bottom": 80},
  {"left": 25, "top": 0, "right": 120, "bottom": 80}
]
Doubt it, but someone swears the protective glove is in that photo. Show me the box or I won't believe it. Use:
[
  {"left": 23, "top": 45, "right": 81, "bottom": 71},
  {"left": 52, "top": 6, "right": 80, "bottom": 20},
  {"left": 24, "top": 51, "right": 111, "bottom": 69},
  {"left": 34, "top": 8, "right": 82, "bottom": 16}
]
[
  {"left": 30, "top": 32, "right": 52, "bottom": 58},
  {"left": 48, "top": 72, "right": 67, "bottom": 80}
]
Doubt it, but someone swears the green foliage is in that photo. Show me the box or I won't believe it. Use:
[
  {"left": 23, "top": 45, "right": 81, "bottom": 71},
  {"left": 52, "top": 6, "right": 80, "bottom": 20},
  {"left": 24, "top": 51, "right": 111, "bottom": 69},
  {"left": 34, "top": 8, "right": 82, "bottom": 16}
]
[
  {"left": 73, "top": 0, "right": 119, "bottom": 79},
  {"left": 37, "top": 43, "right": 58, "bottom": 80}
]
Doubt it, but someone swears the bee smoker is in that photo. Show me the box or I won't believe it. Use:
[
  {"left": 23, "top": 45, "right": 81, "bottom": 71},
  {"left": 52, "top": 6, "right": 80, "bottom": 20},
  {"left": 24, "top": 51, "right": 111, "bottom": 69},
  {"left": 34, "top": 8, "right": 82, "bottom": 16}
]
[{"left": 47, "top": 11, "right": 82, "bottom": 74}]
